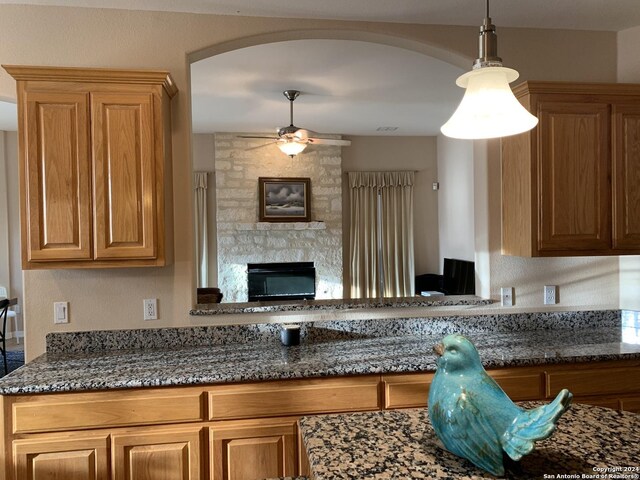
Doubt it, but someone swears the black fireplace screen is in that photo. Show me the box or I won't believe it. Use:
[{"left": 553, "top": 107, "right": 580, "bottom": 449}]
[{"left": 247, "top": 262, "right": 316, "bottom": 302}]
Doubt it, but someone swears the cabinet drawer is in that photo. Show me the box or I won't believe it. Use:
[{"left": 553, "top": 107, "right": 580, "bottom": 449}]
[
  {"left": 12, "top": 387, "right": 204, "bottom": 434},
  {"left": 383, "top": 369, "right": 545, "bottom": 409},
  {"left": 619, "top": 396, "right": 640, "bottom": 413},
  {"left": 573, "top": 396, "right": 620, "bottom": 410},
  {"left": 489, "top": 369, "right": 545, "bottom": 401},
  {"left": 208, "top": 376, "right": 380, "bottom": 420},
  {"left": 382, "top": 373, "right": 432, "bottom": 409},
  {"left": 546, "top": 366, "right": 640, "bottom": 397}
]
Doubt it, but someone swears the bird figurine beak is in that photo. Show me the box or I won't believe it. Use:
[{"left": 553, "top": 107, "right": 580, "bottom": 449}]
[{"left": 433, "top": 343, "right": 444, "bottom": 357}]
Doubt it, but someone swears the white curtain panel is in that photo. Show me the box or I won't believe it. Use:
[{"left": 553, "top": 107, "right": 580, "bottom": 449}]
[
  {"left": 348, "top": 171, "right": 415, "bottom": 299},
  {"left": 194, "top": 172, "right": 209, "bottom": 288}
]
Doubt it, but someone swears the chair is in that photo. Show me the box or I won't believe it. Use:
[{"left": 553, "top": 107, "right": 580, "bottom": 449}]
[{"left": 0, "top": 299, "right": 9, "bottom": 374}]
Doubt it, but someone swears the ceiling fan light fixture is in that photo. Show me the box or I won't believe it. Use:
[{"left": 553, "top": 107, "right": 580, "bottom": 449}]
[
  {"left": 441, "top": 0, "right": 538, "bottom": 140},
  {"left": 277, "top": 139, "right": 307, "bottom": 157}
]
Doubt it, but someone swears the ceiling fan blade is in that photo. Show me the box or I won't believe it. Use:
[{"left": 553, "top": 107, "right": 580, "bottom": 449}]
[
  {"left": 308, "top": 138, "right": 352, "bottom": 146},
  {"left": 238, "top": 135, "right": 279, "bottom": 140},
  {"left": 245, "top": 140, "right": 279, "bottom": 150}
]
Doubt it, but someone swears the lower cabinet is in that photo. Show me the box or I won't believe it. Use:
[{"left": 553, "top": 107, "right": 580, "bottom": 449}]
[
  {"left": 111, "top": 426, "right": 203, "bottom": 480},
  {"left": 12, "top": 433, "right": 110, "bottom": 480},
  {"left": 2, "top": 362, "right": 639, "bottom": 480},
  {"left": 209, "top": 418, "right": 298, "bottom": 480}
]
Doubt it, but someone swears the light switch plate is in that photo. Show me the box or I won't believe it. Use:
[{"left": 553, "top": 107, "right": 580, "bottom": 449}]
[
  {"left": 53, "top": 302, "right": 69, "bottom": 324},
  {"left": 501, "top": 287, "right": 514, "bottom": 307}
]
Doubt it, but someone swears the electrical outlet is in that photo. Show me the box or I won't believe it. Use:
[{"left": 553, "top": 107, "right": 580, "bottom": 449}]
[
  {"left": 544, "top": 285, "right": 558, "bottom": 305},
  {"left": 500, "top": 287, "right": 514, "bottom": 307},
  {"left": 144, "top": 298, "right": 158, "bottom": 320},
  {"left": 53, "top": 302, "right": 69, "bottom": 324}
]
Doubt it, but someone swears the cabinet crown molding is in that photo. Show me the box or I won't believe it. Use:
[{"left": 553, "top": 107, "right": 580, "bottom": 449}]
[{"left": 2, "top": 64, "right": 178, "bottom": 98}]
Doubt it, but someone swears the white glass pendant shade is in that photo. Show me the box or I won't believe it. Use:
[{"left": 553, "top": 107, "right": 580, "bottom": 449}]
[
  {"left": 441, "top": 66, "right": 538, "bottom": 140},
  {"left": 277, "top": 139, "right": 307, "bottom": 157}
]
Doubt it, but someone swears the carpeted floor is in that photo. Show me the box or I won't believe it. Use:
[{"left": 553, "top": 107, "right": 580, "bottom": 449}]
[{"left": 1, "top": 350, "right": 25, "bottom": 377}]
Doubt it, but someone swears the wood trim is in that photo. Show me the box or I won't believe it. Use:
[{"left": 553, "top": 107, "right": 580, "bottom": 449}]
[
  {"left": 2, "top": 65, "right": 177, "bottom": 98},
  {"left": 513, "top": 81, "right": 640, "bottom": 98},
  {"left": 12, "top": 387, "right": 205, "bottom": 434},
  {"left": 208, "top": 375, "right": 380, "bottom": 420}
]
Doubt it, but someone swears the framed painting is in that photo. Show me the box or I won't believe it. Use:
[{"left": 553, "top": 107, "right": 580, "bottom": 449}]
[{"left": 258, "top": 177, "right": 311, "bottom": 222}]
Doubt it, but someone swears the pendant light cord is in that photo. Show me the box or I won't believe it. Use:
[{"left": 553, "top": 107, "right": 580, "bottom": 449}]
[{"left": 485, "top": 0, "right": 489, "bottom": 20}]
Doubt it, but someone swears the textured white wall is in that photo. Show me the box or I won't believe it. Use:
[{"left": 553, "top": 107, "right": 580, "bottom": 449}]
[
  {"left": 618, "top": 25, "right": 640, "bottom": 82},
  {"left": 0, "top": 5, "right": 622, "bottom": 359},
  {"left": 436, "top": 135, "right": 475, "bottom": 268}
]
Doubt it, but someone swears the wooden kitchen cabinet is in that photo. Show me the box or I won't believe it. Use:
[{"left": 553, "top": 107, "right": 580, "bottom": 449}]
[
  {"left": 209, "top": 417, "right": 298, "bottom": 480},
  {"left": 3, "top": 65, "right": 177, "bottom": 269},
  {"left": 1, "top": 364, "right": 638, "bottom": 480},
  {"left": 111, "top": 426, "right": 203, "bottom": 480},
  {"left": 12, "top": 432, "right": 110, "bottom": 480},
  {"left": 502, "top": 82, "right": 640, "bottom": 256}
]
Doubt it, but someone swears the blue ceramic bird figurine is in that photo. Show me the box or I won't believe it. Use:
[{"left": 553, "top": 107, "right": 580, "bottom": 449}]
[{"left": 428, "top": 334, "right": 573, "bottom": 477}]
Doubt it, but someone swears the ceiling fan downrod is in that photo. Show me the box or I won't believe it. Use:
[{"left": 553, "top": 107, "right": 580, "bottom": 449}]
[{"left": 283, "top": 89, "right": 300, "bottom": 126}]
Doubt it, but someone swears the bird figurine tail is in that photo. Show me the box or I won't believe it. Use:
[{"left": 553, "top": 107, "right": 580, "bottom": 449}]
[{"left": 502, "top": 388, "right": 573, "bottom": 461}]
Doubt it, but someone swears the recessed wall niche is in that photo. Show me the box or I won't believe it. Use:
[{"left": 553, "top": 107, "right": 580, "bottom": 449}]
[{"left": 215, "top": 134, "right": 343, "bottom": 302}]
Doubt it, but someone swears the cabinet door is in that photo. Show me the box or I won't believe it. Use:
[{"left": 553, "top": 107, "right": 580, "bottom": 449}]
[
  {"left": 537, "top": 101, "right": 611, "bottom": 252},
  {"left": 23, "top": 90, "right": 92, "bottom": 262},
  {"left": 13, "top": 433, "right": 109, "bottom": 480},
  {"left": 91, "top": 92, "right": 157, "bottom": 260},
  {"left": 209, "top": 418, "right": 297, "bottom": 480},
  {"left": 111, "top": 426, "right": 202, "bottom": 480},
  {"left": 612, "top": 104, "right": 640, "bottom": 250}
]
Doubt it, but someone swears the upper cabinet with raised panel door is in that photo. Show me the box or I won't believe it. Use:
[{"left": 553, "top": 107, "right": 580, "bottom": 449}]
[
  {"left": 502, "top": 81, "right": 640, "bottom": 257},
  {"left": 3, "top": 65, "right": 177, "bottom": 269}
]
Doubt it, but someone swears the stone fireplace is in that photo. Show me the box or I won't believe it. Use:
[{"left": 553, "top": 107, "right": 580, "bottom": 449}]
[{"left": 215, "top": 134, "right": 343, "bottom": 302}]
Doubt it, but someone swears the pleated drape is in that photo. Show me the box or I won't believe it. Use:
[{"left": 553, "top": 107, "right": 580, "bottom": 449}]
[
  {"left": 349, "top": 171, "right": 415, "bottom": 298},
  {"left": 194, "top": 172, "right": 209, "bottom": 288}
]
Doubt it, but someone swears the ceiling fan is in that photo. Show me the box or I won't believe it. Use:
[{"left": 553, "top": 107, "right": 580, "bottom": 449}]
[{"left": 240, "top": 90, "right": 351, "bottom": 157}]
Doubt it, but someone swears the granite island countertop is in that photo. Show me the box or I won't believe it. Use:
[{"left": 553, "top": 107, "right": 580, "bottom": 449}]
[
  {"left": 1, "top": 316, "right": 639, "bottom": 395},
  {"left": 298, "top": 403, "right": 640, "bottom": 479}
]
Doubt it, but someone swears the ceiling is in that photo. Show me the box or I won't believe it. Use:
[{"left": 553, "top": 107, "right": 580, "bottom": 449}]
[
  {"left": 2, "top": 1, "right": 640, "bottom": 134},
  {"left": 2, "top": 0, "right": 640, "bottom": 31},
  {"left": 190, "top": 40, "right": 465, "bottom": 136}
]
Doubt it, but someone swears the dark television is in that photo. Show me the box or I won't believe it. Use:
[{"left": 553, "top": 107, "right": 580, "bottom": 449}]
[{"left": 415, "top": 258, "right": 475, "bottom": 295}]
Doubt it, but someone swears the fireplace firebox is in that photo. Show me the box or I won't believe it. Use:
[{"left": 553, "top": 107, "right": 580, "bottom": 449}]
[{"left": 247, "top": 262, "right": 316, "bottom": 302}]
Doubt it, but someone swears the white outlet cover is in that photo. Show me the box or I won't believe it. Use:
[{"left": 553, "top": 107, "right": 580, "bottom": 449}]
[
  {"left": 544, "top": 285, "right": 557, "bottom": 305},
  {"left": 144, "top": 298, "right": 158, "bottom": 320}
]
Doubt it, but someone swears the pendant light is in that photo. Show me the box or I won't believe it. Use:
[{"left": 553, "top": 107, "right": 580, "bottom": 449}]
[{"left": 441, "top": 0, "right": 538, "bottom": 139}]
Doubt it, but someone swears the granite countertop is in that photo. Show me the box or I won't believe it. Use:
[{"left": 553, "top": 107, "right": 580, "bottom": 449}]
[
  {"left": 1, "top": 320, "right": 639, "bottom": 395},
  {"left": 299, "top": 403, "right": 640, "bottom": 479},
  {"left": 191, "top": 295, "right": 493, "bottom": 315}
]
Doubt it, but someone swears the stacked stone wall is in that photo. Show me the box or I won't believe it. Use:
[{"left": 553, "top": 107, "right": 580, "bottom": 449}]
[{"left": 215, "top": 133, "right": 343, "bottom": 302}]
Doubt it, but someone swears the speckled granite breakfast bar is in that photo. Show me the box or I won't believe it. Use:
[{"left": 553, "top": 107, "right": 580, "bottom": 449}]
[{"left": 0, "top": 309, "right": 638, "bottom": 395}]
